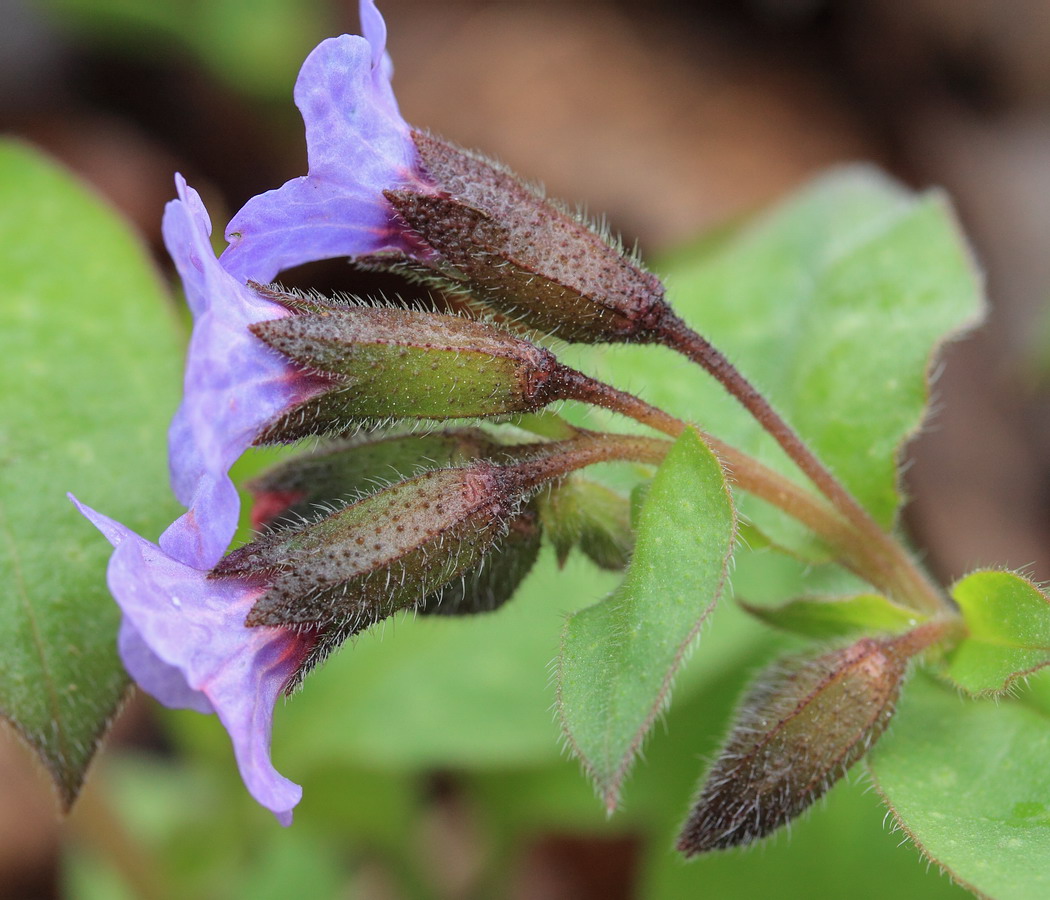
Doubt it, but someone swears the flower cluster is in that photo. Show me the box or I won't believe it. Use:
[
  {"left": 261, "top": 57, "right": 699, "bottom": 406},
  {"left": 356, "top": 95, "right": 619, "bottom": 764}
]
[
  {"left": 73, "top": 0, "right": 410, "bottom": 824},
  {"left": 74, "top": 0, "right": 662, "bottom": 823},
  {"left": 71, "top": 175, "right": 328, "bottom": 824}
]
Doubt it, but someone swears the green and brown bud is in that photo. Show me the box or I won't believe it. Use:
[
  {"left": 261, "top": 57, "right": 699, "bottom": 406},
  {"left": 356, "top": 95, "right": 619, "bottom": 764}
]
[
  {"left": 215, "top": 431, "right": 660, "bottom": 685},
  {"left": 214, "top": 459, "right": 533, "bottom": 684},
  {"left": 250, "top": 293, "right": 565, "bottom": 442},
  {"left": 538, "top": 476, "right": 634, "bottom": 571},
  {"left": 246, "top": 284, "right": 689, "bottom": 448},
  {"left": 676, "top": 634, "right": 917, "bottom": 856},
  {"left": 247, "top": 428, "right": 542, "bottom": 624},
  {"left": 356, "top": 130, "right": 672, "bottom": 344}
]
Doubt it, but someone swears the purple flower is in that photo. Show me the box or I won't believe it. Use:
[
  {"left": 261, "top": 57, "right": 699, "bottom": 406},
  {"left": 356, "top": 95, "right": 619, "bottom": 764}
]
[
  {"left": 217, "top": 0, "right": 666, "bottom": 348},
  {"left": 71, "top": 496, "right": 317, "bottom": 825},
  {"left": 220, "top": 0, "right": 430, "bottom": 284},
  {"left": 164, "top": 175, "right": 331, "bottom": 565}
]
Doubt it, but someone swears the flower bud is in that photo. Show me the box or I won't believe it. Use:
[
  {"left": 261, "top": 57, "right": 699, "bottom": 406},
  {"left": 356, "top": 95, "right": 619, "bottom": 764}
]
[
  {"left": 248, "top": 294, "right": 564, "bottom": 442},
  {"left": 677, "top": 636, "right": 912, "bottom": 856},
  {"left": 361, "top": 130, "right": 672, "bottom": 344},
  {"left": 538, "top": 476, "right": 633, "bottom": 571},
  {"left": 248, "top": 428, "right": 501, "bottom": 530}
]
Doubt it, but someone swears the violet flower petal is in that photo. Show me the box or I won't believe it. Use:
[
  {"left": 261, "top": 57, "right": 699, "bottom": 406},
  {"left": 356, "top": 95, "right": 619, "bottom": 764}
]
[
  {"left": 221, "top": 0, "right": 422, "bottom": 283},
  {"left": 164, "top": 176, "right": 327, "bottom": 566},
  {"left": 359, "top": 0, "right": 396, "bottom": 88},
  {"left": 72, "top": 496, "right": 311, "bottom": 825},
  {"left": 118, "top": 619, "right": 215, "bottom": 715},
  {"left": 69, "top": 495, "right": 214, "bottom": 712}
]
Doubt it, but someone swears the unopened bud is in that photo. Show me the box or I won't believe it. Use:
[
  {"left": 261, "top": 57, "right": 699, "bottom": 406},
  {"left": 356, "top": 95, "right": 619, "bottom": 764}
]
[
  {"left": 677, "top": 636, "right": 912, "bottom": 856},
  {"left": 248, "top": 428, "right": 501, "bottom": 530},
  {"left": 358, "top": 130, "right": 671, "bottom": 344},
  {"left": 538, "top": 476, "right": 633, "bottom": 571},
  {"left": 249, "top": 293, "right": 564, "bottom": 442}
]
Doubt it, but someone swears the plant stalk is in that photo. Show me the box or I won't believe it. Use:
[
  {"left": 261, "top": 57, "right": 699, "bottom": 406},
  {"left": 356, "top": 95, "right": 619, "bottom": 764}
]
[{"left": 554, "top": 363, "right": 948, "bottom": 616}]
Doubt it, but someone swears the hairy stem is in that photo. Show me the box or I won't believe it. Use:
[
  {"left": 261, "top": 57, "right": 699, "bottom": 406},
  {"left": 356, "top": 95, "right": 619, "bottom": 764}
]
[
  {"left": 656, "top": 314, "right": 882, "bottom": 527},
  {"left": 508, "top": 430, "right": 670, "bottom": 489},
  {"left": 553, "top": 363, "right": 948, "bottom": 616}
]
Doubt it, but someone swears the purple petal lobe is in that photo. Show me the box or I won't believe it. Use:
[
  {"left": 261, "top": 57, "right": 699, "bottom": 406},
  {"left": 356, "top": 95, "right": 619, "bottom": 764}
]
[
  {"left": 164, "top": 178, "right": 328, "bottom": 560},
  {"left": 118, "top": 619, "right": 215, "bottom": 714},
  {"left": 71, "top": 495, "right": 214, "bottom": 711},
  {"left": 359, "top": 0, "right": 388, "bottom": 73},
  {"left": 157, "top": 480, "right": 240, "bottom": 571},
  {"left": 221, "top": 28, "right": 421, "bottom": 283},
  {"left": 71, "top": 495, "right": 312, "bottom": 824}
]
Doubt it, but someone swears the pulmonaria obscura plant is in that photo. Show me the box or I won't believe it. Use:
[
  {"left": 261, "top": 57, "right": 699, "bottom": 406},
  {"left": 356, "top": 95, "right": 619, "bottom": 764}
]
[{"left": 23, "top": 0, "right": 1045, "bottom": 893}]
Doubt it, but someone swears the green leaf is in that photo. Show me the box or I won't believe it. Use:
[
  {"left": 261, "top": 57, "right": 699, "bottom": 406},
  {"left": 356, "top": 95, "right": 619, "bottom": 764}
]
[
  {"left": 944, "top": 570, "right": 1050, "bottom": 696},
  {"left": 869, "top": 674, "right": 1050, "bottom": 900},
  {"left": 0, "top": 141, "right": 182, "bottom": 805},
  {"left": 556, "top": 428, "right": 736, "bottom": 810},
  {"left": 565, "top": 167, "right": 984, "bottom": 560},
  {"left": 739, "top": 592, "right": 922, "bottom": 639}
]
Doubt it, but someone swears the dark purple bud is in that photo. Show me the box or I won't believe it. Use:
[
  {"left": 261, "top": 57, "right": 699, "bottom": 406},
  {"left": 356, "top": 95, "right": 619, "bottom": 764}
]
[
  {"left": 358, "top": 131, "right": 672, "bottom": 344},
  {"left": 677, "top": 635, "right": 912, "bottom": 856},
  {"left": 538, "top": 476, "right": 633, "bottom": 571}
]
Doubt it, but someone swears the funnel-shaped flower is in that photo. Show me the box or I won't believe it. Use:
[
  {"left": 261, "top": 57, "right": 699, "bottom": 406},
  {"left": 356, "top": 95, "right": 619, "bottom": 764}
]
[
  {"left": 164, "top": 176, "right": 330, "bottom": 564},
  {"left": 71, "top": 496, "right": 315, "bottom": 825},
  {"left": 221, "top": 0, "right": 426, "bottom": 284},
  {"left": 220, "top": 1, "right": 667, "bottom": 344}
]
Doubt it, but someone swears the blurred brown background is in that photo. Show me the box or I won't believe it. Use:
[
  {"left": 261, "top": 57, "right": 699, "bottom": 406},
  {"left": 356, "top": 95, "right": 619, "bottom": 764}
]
[{"left": 3, "top": 0, "right": 1049, "bottom": 896}]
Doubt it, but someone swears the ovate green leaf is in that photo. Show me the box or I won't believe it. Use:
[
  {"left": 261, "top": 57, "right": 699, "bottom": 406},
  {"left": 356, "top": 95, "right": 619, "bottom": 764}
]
[
  {"left": 869, "top": 675, "right": 1050, "bottom": 900},
  {"left": 945, "top": 570, "right": 1050, "bottom": 695},
  {"left": 556, "top": 428, "right": 735, "bottom": 810},
  {"left": 0, "top": 142, "right": 182, "bottom": 805}
]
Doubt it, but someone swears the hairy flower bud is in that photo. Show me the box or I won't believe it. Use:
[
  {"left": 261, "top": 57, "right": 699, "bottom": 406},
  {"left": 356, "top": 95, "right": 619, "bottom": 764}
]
[
  {"left": 248, "top": 429, "right": 501, "bottom": 530},
  {"left": 538, "top": 476, "right": 634, "bottom": 571},
  {"left": 364, "top": 131, "right": 672, "bottom": 344},
  {"left": 248, "top": 290, "right": 565, "bottom": 442},
  {"left": 677, "top": 635, "right": 914, "bottom": 856},
  {"left": 217, "top": 431, "right": 643, "bottom": 682}
]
